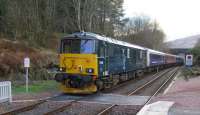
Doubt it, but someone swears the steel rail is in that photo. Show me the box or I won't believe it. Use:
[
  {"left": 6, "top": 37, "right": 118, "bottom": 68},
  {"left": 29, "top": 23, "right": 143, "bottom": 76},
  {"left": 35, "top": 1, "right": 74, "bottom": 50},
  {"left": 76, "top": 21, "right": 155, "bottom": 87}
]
[
  {"left": 103, "top": 71, "right": 160, "bottom": 93},
  {"left": 42, "top": 68, "right": 177, "bottom": 115},
  {"left": 97, "top": 67, "right": 177, "bottom": 115},
  {"left": 0, "top": 94, "right": 61, "bottom": 115},
  {"left": 43, "top": 69, "right": 168, "bottom": 115},
  {"left": 0, "top": 100, "right": 46, "bottom": 115},
  {"left": 43, "top": 100, "right": 77, "bottom": 115},
  {"left": 144, "top": 67, "right": 179, "bottom": 105}
]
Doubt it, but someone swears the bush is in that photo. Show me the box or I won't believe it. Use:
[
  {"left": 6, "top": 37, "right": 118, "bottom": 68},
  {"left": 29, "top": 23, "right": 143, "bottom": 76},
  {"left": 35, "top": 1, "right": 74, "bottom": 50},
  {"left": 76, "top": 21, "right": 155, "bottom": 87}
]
[{"left": 0, "top": 39, "right": 57, "bottom": 81}]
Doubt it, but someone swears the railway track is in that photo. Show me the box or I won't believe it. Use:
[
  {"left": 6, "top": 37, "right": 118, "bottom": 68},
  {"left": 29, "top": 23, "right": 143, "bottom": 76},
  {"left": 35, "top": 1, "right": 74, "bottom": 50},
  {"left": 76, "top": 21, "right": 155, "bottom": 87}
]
[
  {"left": 0, "top": 100, "right": 46, "bottom": 115},
  {"left": 0, "top": 67, "right": 179, "bottom": 115},
  {"left": 97, "top": 67, "right": 179, "bottom": 115},
  {"left": 102, "top": 71, "right": 159, "bottom": 94},
  {"left": 42, "top": 69, "right": 172, "bottom": 115},
  {"left": 41, "top": 68, "right": 178, "bottom": 115},
  {"left": 105, "top": 69, "right": 168, "bottom": 95}
]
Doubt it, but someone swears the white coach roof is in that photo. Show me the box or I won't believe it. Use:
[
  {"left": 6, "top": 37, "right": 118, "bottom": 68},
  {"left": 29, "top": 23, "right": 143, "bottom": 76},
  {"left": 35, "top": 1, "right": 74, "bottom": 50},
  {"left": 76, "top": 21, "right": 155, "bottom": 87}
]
[
  {"left": 66, "top": 32, "right": 146, "bottom": 50},
  {"left": 147, "top": 48, "right": 165, "bottom": 55},
  {"left": 65, "top": 32, "right": 182, "bottom": 58}
]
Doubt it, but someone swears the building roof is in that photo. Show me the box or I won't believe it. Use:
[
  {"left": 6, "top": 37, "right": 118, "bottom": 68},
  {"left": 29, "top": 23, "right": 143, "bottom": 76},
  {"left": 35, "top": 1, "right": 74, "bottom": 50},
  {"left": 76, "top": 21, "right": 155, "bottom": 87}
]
[{"left": 166, "top": 35, "right": 200, "bottom": 49}]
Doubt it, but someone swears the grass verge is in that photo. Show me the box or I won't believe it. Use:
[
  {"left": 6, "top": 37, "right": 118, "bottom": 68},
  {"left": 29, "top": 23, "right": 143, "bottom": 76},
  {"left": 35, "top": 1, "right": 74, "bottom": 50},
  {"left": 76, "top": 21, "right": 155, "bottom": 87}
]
[{"left": 12, "top": 80, "right": 59, "bottom": 94}]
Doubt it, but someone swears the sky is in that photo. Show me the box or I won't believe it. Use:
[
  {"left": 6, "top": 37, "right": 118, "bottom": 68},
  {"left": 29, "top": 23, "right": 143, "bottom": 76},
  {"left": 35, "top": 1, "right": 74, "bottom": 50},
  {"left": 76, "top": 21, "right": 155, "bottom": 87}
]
[{"left": 123, "top": 0, "right": 200, "bottom": 41}]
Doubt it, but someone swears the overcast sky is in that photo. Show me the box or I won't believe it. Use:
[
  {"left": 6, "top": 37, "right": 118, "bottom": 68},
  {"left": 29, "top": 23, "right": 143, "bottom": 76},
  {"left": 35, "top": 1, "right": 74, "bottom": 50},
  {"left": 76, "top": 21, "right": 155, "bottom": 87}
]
[{"left": 123, "top": 0, "right": 200, "bottom": 41}]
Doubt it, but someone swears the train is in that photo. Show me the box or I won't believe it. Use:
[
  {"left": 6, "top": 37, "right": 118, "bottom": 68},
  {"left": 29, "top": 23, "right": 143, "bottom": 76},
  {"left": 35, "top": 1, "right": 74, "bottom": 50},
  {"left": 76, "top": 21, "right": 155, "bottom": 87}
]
[{"left": 54, "top": 32, "right": 183, "bottom": 94}]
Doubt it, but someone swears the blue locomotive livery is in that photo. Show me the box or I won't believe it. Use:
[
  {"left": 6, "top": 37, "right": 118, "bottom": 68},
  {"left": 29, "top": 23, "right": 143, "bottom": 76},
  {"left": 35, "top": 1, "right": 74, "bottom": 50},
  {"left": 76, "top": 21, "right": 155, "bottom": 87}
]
[{"left": 54, "top": 32, "right": 183, "bottom": 94}]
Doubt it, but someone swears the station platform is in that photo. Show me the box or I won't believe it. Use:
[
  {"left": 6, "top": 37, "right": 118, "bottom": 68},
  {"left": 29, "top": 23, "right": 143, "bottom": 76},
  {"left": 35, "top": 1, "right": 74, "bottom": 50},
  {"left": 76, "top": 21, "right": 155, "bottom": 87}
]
[{"left": 138, "top": 74, "right": 200, "bottom": 115}]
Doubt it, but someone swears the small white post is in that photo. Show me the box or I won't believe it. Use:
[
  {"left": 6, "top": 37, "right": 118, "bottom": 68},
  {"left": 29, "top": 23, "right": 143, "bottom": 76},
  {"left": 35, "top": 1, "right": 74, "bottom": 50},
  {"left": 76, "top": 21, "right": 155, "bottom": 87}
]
[
  {"left": 24, "top": 57, "right": 30, "bottom": 93},
  {"left": 8, "top": 82, "right": 12, "bottom": 102},
  {"left": 157, "top": 67, "right": 159, "bottom": 72},
  {"left": 25, "top": 67, "right": 29, "bottom": 92}
]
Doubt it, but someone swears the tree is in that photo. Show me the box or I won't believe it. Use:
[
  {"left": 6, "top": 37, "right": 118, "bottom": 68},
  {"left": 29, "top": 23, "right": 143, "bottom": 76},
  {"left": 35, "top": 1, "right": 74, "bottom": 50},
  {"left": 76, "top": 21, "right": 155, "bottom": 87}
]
[
  {"left": 1, "top": 0, "right": 125, "bottom": 40},
  {"left": 190, "top": 39, "right": 200, "bottom": 65},
  {"left": 119, "top": 15, "right": 165, "bottom": 50},
  {"left": 0, "top": 0, "right": 6, "bottom": 37}
]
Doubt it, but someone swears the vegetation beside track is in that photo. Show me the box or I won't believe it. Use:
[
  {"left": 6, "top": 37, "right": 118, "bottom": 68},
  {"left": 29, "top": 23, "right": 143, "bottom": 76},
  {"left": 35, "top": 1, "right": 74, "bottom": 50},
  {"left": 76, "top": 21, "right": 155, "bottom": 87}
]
[
  {"left": 12, "top": 80, "right": 59, "bottom": 94},
  {"left": 0, "top": 39, "right": 57, "bottom": 81},
  {"left": 181, "top": 66, "right": 200, "bottom": 78}
]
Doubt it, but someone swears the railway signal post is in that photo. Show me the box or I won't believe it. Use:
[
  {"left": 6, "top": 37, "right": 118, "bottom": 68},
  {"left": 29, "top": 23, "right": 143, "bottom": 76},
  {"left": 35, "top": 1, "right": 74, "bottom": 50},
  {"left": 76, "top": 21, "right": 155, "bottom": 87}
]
[
  {"left": 24, "top": 57, "right": 30, "bottom": 92},
  {"left": 185, "top": 54, "right": 193, "bottom": 67}
]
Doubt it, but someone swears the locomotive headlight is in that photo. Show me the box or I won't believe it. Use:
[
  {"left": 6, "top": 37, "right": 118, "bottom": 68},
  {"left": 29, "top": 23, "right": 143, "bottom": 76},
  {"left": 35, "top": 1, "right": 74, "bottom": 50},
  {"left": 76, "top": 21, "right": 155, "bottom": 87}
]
[
  {"left": 59, "top": 67, "right": 65, "bottom": 72},
  {"left": 86, "top": 68, "right": 94, "bottom": 73}
]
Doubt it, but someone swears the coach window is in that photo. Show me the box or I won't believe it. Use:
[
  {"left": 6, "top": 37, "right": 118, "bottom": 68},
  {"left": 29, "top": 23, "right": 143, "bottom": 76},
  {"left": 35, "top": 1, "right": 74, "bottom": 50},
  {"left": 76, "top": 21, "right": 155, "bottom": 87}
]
[
  {"left": 140, "top": 50, "right": 143, "bottom": 59},
  {"left": 127, "top": 48, "right": 130, "bottom": 58},
  {"left": 108, "top": 45, "right": 114, "bottom": 57},
  {"left": 100, "top": 47, "right": 104, "bottom": 57}
]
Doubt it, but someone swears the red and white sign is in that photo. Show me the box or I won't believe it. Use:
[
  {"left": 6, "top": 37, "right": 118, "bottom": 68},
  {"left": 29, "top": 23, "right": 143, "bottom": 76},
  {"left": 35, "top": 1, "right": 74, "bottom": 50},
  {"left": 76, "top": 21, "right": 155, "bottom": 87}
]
[
  {"left": 185, "top": 55, "right": 193, "bottom": 66},
  {"left": 24, "top": 57, "right": 30, "bottom": 68}
]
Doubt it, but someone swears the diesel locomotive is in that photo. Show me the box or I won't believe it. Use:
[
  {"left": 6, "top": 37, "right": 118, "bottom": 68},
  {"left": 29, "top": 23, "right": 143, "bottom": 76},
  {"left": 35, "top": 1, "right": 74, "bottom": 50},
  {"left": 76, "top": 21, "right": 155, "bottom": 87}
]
[{"left": 54, "top": 32, "right": 183, "bottom": 94}]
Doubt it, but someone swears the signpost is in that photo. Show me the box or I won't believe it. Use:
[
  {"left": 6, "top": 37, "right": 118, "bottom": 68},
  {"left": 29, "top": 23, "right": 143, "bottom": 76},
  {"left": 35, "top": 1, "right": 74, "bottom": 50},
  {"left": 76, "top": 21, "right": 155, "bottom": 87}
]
[
  {"left": 24, "top": 57, "right": 30, "bottom": 92},
  {"left": 185, "top": 54, "right": 193, "bottom": 67}
]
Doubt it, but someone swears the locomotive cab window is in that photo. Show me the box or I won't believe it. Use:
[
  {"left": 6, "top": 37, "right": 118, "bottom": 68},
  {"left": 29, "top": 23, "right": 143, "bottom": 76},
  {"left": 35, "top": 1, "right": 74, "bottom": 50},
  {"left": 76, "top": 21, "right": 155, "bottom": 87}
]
[{"left": 61, "top": 39, "right": 95, "bottom": 54}]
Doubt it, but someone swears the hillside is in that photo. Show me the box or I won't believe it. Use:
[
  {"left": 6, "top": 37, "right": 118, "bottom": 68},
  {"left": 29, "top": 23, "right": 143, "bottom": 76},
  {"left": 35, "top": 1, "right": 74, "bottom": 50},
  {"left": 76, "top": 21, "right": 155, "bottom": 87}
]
[
  {"left": 0, "top": 39, "right": 57, "bottom": 81},
  {"left": 166, "top": 35, "right": 200, "bottom": 49}
]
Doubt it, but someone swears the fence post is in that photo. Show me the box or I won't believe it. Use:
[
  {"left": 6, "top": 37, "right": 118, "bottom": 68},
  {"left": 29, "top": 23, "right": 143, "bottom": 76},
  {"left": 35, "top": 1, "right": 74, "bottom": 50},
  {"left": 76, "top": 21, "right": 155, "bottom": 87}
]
[{"left": 9, "top": 82, "right": 12, "bottom": 102}]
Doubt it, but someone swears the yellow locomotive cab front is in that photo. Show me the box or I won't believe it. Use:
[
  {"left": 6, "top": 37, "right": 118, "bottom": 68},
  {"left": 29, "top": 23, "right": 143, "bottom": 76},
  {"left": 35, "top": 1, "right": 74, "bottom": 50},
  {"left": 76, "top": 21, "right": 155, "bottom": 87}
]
[
  {"left": 55, "top": 38, "right": 98, "bottom": 94},
  {"left": 59, "top": 54, "right": 98, "bottom": 76}
]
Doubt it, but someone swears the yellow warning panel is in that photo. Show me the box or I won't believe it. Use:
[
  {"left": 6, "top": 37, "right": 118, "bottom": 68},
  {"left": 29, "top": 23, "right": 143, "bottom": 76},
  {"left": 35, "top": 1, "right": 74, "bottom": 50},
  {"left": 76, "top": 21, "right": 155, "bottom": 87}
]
[{"left": 59, "top": 54, "right": 98, "bottom": 76}]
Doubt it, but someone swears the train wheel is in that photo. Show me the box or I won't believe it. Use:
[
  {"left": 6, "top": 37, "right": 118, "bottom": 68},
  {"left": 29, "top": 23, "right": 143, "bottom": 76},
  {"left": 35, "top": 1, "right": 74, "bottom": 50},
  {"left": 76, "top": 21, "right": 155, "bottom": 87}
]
[
  {"left": 113, "top": 75, "right": 120, "bottom": 86},
  {"left": 95, "top": 80, "right": 104, "bottom": 90},
  {"left": 136, "top": 70, "right": 144, "bottom": 77}
]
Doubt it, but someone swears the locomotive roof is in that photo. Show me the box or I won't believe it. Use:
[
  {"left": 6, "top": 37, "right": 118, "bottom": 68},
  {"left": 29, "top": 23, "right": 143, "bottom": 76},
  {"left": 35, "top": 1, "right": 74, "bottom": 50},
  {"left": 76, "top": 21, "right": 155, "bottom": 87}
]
[
  {"left": 63, "top": 32, "right": 183, "bottom": 59},
  {"left": 64, "top": 32, "right": 146, "bottom": 50}
]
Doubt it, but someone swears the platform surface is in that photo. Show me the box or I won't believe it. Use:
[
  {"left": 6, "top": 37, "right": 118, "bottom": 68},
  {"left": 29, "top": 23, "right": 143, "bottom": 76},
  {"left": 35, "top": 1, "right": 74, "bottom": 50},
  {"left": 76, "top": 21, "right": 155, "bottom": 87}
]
[{"left": 149, "top": 75, "right": 200, "bottom": 115}]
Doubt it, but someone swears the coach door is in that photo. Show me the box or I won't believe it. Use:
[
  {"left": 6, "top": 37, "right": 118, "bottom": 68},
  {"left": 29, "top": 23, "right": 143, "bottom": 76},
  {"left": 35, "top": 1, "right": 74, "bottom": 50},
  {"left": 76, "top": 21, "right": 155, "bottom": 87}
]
[
  {"left": 99, "top": 42, "right": 108, "bottom": 76},
  {"left": 122, "top": 49, "right": 126, "bottom": 71}
]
